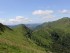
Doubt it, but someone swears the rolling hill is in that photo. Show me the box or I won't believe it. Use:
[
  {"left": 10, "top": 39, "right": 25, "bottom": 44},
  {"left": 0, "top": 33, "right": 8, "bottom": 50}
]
[
  {"left": 0, "top": 17, "right": 70, "bottom": 53},
  {"left": 0, "top": 23, "right": 46, "bottom": 53},
  {"left": 31, "top": 17, "right": 70, "bottom": 53}
]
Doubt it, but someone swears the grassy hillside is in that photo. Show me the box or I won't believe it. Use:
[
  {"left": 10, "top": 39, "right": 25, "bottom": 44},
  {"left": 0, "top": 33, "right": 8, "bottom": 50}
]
[
  {"left": 0, "top": 17, "right": 70, "bottom": 53},
  {"left": 32, "top": 17, "right": 70, "bottom": 53},
  {"left": 0, "top": 24, "right": 46, "bottom": 53}
]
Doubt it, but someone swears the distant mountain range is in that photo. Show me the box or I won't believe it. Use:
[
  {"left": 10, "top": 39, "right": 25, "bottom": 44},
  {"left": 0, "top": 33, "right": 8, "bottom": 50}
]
[
  {"left": 0, "top": 17, "right": 70, "bottom": 53},
  {"left": 8, "top": 23, "right": 41, "bottom": 30}
]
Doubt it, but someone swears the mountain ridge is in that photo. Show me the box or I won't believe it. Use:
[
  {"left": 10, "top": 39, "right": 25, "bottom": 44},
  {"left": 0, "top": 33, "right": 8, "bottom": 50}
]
[
  {"left": 0, "top": 23, "right": 46, "bottom": 53},
  {"left": 0, "top": 17, "right": 70, "bottom": 53}
]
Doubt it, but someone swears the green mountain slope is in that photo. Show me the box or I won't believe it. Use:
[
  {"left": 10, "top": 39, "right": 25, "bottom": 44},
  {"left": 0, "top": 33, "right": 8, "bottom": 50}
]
[
  {"left": 0, "top": 17, "right": 70, "bottom": 53},
  {"left": 32, "top": 17, "right": 70, "bottom": 53},
  {"left": 0, "top": 24, "right": 46, "bottom": 53}
]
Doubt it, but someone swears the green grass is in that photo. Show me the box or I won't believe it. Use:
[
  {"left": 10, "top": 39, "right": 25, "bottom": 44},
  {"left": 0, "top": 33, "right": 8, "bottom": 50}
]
[
  {"left": 0, "top": 24, "right": 46, "bottom": 53},
  {"left": 31, "top": 17, "right": 70, "bottom": 53},
  {"left": 1, "top": 17, "right": 70, "bottom": 53},
  {"left": 0, "top": 43, "right": 21, "bottom": 53}
]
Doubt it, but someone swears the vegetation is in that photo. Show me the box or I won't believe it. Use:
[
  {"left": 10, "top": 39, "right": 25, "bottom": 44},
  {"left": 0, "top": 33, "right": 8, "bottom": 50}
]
[
  {"left": 0, "top": 17, "right": 70, "bottom": 53},
  {"left": 0, "top": 24, "right": 46, "bottom": 53},
  {"left": 31, "top": 17, "right": 70, "bottom": 53}
]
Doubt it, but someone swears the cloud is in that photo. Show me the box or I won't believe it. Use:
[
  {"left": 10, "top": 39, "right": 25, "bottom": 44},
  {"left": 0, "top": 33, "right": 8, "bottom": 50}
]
[
  {"left": 9, "top": 16, "right": 31, "bottom": 24},
  {"left": 32, "top": 10, "right": 54, "bottom": 19},
  {"left": 0, "top": 16, "right": 31, "bottom": 25},
  {"left": 32, "top": 10, "right": 54, "bottom": 15},
  {"left": 59, "top": 9, "right": 70, "bottom": 14},
  {"left": 43, "top": 15, "right": 55, "bottom": 19}
]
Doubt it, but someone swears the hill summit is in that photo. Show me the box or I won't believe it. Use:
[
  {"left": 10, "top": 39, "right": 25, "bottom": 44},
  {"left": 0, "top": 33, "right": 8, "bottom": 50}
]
[{"left": 0, "top": 23, "right": 46, "bottom": 53}]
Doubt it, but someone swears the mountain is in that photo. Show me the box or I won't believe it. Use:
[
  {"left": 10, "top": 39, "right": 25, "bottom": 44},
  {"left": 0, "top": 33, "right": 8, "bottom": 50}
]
[
  {"left": 0, "top": 24, "right": 46, "bottom": 53},
  {"left": 31, "top": 17, "right": 70, "bottom": 53},
  {"left": 25, "top": 23, "right": 41, "bottom": 30},
  {"left": 8, "top": 23, "right": 41, "bottom": 30},
  {"left": 0, "top": 17, "right": 70, "bottom": 53}
]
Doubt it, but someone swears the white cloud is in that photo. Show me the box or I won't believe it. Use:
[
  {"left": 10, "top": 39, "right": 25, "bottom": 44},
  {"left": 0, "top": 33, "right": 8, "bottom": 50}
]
[
  {"left": 32, "top": 10, "right": 54, "bottom": 15},
  {"left": 43, "top": 15, "right": 55, "bottom": 19},
  {"left": 32, "top": 10, "right": 54, "bottom": 19},
  {"left": 9, "top": 16, "right": 31, "bottom": 24},
  {"left": 59, "top": 9, "right": 70, "bottom": 14},
  {"left": 0, "top": 16, "right": 31, "bottom": 25}
]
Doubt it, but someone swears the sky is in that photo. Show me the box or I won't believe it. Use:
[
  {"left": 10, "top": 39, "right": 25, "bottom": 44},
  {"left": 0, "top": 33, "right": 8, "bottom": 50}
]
[{"left": 0, "top": 0, "right": 70, "bottom": 25}]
